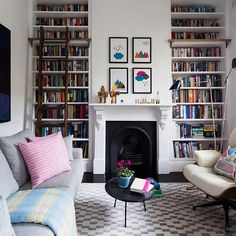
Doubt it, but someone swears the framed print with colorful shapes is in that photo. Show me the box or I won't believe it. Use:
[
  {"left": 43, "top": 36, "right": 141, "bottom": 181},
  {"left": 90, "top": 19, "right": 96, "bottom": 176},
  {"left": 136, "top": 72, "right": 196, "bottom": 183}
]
[
  {"left": 133, "top": 68, "right": 152, "bottom": 94},
  {"left": 109, "top": 37, "right": 128, "bottom": 63},
  {"left": 132, "top": 37, "right": 151, "bottom": 63},
  {"left": 109, "top": 68, "right": 128, "bottom": 94}
]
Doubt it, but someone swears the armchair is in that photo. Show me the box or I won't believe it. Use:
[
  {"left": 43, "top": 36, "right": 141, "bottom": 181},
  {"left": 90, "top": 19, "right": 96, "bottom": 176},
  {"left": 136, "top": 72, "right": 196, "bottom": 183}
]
[{"left": 183, "top": 128, "right": 236, "bottom": 233}]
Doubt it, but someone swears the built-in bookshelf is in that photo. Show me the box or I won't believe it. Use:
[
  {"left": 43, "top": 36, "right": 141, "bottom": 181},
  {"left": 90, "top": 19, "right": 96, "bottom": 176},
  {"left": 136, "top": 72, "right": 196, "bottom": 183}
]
[
  {"left": 30, "top": 0, "right": 90, "bottom": 159},
  {"left": 170, "top": 0, "right": 229, "bottom": 161}
]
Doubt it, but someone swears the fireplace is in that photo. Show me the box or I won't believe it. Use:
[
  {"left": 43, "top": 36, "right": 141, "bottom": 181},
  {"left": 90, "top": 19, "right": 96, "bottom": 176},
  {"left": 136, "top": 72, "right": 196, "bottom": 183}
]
[{"left": 106, "top": 121, "right": 157, "bottom": 179}]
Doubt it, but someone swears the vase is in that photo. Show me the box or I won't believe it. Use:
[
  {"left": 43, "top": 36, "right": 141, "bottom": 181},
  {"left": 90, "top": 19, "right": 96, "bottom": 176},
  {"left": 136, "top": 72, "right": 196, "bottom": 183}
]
[{"left": 117, "top": 176, "right": 131, "bottom": 188}]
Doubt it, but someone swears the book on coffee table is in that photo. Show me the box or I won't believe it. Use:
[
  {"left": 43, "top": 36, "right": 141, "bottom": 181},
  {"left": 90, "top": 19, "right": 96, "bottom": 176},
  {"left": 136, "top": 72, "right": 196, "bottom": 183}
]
[{"left": 130, "top": 178, "right": 153, "bottom": 195}]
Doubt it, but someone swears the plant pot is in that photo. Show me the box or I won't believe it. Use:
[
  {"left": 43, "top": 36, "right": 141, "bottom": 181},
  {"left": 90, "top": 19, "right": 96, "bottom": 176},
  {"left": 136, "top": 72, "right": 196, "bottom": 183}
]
[{"left": 117, "top": 176, "right": 131, "bottom": 188}]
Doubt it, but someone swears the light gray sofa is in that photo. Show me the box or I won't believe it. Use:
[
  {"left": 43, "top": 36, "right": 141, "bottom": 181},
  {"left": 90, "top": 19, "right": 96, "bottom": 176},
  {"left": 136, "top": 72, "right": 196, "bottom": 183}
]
[{"left": 0, "top": 129, "right": 84, "bottom": 236}]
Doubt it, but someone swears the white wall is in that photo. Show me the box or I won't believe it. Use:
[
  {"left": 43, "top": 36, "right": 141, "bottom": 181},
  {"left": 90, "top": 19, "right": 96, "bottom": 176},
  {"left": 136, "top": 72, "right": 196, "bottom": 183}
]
[
  {"left": 91, "top": 0, "right": 172, "bottom": 104},
  {"left": 0, "top": 0, "right": 31, "bottom": 136},
  {"left": 227, "top": 0, "right": 236, "bottom": 134}
]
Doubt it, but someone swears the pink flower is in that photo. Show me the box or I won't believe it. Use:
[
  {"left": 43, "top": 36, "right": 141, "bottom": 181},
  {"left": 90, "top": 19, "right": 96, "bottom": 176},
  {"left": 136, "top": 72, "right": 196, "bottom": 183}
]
[
  {"left": 117, "top": 160, "right": 124, "bottom": 168},
  {"left": 127, "top": 160, "right": 131, "bottom": 166}
]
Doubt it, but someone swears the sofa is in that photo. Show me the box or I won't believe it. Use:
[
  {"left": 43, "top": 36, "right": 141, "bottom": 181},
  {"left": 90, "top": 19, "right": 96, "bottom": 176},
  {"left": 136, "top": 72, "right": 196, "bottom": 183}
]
[{"left": 0, "top": 129, "right": 84, "bottom": 236}]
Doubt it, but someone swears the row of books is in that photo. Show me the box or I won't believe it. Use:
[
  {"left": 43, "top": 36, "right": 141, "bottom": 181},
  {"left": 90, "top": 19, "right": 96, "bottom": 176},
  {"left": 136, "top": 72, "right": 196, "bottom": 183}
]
[
  {"left": 172, "top": 19, "right": 219, "bottom": 27},
  {"left": 36, "top": 18, "right": 88, "bottom": 26},
  {"left": 67, "top": 122, "right": 88, "bottom": 138},
  {"left": 36, "top": 60, "right": 89, "bottom": 71},
  {"left": 176, "top": 123, "right": 220, "bottom": 139},
  {"left": 173, "top": 89, "right": 222, "bottom": 103},
  {"left": 172, "top": 105, "right": 222, "bottom": 119},
  {"left": 171, "top": 6, "right": 215, "bottom": 13},
  {"left": 37, "top": 4, "right": 88, "bottom": 12},
  {"left": 172, "top": 61, "right": 220, "bottom": 72},
  {"left": 40, "top": 90, "right": 88, "bottom": 103},
  {"left": 73, "top": 141, "right": 88, "bottom": 158},
  {"left": 35, "top": 30, "right": 88, "bottom": 39},
  {"left": 174, "top": 141, "right": 220, "bottom": 159},
  {"left": 41, "top": 104, "right": 88, "bottom": 119},
  {"left": 172, "top": 47, "right": 221, "bottom": 57},
  {"left": 39, "top": 46, "right": 89, "bottom": 57},
  {"left": 172, "top": 75, "right": 222, "bottom": 87},
  {"left": 171, "top": 32, "right": 219, "bottom": 40},
  {"left": 38, "top": 74, "right": 88, "bottom": 87}
]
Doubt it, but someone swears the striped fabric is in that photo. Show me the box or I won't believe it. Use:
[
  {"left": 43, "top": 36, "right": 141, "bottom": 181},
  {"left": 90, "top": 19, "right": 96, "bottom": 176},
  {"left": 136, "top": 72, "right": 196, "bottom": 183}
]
[
  {"left": 7, "top": 188, "right": 77, "bottom": 236},
  {"left": 18, "top": 132, "right": 71, "bottom": 188}
]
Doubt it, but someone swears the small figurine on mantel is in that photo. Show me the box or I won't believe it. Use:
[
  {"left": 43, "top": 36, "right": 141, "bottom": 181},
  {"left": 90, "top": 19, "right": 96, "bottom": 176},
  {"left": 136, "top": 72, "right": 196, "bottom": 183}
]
[
  {"left": 110, "top": 89, "right": 120, "bottom": 104},
  {"left": 97, "top": 85, "right": 108, "bottom": 103}
]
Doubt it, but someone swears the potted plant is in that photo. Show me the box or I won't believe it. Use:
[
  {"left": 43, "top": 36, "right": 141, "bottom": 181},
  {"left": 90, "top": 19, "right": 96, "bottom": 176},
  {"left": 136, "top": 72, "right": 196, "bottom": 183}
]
[{"left": 116, "top": 160, "right": 134, "bottom": 188}]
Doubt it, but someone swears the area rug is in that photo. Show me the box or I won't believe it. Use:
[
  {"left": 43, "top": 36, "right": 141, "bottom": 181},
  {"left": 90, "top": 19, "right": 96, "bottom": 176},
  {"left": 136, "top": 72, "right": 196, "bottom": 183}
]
[{"left": 75, "top": 183, "right": 236, "bottom": 236}]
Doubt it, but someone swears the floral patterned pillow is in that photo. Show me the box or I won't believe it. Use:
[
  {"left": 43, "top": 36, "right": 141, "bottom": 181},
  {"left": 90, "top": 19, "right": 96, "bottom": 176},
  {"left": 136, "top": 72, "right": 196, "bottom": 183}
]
[
  {"left": 213, "top": 155, "right": 236, "bottom": 180},
  {"left": 223, "top": 146, "right": 236, "bottom": 157}
]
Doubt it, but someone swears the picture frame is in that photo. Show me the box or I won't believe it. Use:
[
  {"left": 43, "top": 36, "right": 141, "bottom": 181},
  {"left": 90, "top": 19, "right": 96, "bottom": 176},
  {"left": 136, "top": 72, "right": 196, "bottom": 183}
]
[
  {"left": 109, "top": 68, "right": 128, "bottom": 94},
  {"left": 132, "top": 37, "right": 152, "bottom": 63},
  {"left": 109, "top": 37, "right": 128, "bottom": 63},
  {"left": 132, "top": 68, "right": 152, "bottom": 94}
]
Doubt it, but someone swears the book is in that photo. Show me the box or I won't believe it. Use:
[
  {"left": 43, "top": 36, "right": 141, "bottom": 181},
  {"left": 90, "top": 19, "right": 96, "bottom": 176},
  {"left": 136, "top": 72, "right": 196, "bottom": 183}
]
[{"left": 130, "top": 178, "right": 153, "bottom": 195}]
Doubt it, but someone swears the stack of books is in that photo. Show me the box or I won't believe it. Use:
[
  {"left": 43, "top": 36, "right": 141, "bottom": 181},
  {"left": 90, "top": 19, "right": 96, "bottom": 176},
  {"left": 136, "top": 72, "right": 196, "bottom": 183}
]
[{"left": 130, "top": 178, "right": 153, "bottom": 195}]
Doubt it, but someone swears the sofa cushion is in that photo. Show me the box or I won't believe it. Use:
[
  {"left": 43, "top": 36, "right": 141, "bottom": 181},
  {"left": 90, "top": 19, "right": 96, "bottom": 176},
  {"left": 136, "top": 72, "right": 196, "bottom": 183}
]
[
  {"left": 0, "top": 150, "right": 19, "bottom": 199},
  {"left": 0, "top": 196, "right": 16, "bottom": 236},
  {"left": 13, "top": 223, "right": 54, "bottom": 236},
  {"left": 29, "top": 133, "right": 74, "bottom": 161},
  {"left": 0, "top": 129, "right": 34, "bottom": 186},
  {"left": 223, "top": 146, "right": 236, "bottom": 157},
  {"left": 20, "top": 159, "right": 84, "bottom": 199},
  {"left": 183, "top": 164, "right": 236, "bottom": 197},
  {"left": 213, "top": 156, "right": 236, "bottom": 180},
  {"left": 18, "top": 132, "right": 71, "bottom": 188},
  {"left": 194, "top": 150, "right": 221, "bottom": 168}
]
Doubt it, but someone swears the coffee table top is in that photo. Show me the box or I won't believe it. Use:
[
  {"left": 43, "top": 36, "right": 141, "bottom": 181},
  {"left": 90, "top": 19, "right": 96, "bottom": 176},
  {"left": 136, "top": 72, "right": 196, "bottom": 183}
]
[{"left": 105, "top": 177, "right": 154, "bottom": 202}]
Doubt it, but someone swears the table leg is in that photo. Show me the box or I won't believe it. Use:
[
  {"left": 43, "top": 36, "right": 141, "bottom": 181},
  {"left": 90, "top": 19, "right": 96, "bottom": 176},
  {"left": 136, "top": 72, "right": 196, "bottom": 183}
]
[
  {"left": 114, "top": 199, "right": 117, "bottom": 207},
  {"left": 143, "top": 201, "right": 146, "bottom": 211},
  {"left": 125, "top": 202, "right": 127, "bottom": 227}
]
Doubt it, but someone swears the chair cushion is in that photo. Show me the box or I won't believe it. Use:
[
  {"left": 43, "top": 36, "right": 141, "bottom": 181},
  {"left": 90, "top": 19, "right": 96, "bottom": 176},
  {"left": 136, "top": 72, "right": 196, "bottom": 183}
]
[
  {"left": 183, "top": 164, "right": 236, "bottom": 197},
  {"left": 18, "top": 132, "right": 71, "bottom": 188},
  {"left": 194, "top": 150, "right": 221, "bottom": 168},
  {"left": 0, "top": 150, "right": 19, "bottom": 199},
  {"left": 0, "top": 129, "right": 34, "bottom": 186},
  {"left": 0, "top": 196, "right": 16, "bottom": 236},
  {"left": 213, "top": 156, "right": 236, "bottom": 180}
]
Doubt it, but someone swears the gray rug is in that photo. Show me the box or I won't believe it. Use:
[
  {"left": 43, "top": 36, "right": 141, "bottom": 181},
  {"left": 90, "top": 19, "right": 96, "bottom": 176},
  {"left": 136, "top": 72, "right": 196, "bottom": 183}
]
[{"left": 75, "top": 183, "right": 236, "bottom": 236}]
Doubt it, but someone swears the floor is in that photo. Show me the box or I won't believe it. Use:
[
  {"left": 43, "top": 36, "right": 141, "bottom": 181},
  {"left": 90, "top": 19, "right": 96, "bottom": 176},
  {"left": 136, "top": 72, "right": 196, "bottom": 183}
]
[{"left": 82, "top": 172, "right": 187, "bottom": 183}]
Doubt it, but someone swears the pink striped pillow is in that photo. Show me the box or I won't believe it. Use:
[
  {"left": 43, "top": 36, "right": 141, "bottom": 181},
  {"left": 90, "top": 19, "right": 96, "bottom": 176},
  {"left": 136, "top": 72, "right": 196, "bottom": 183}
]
[{"left": 18, "top": 132, "right": 71, "bottom": 188}]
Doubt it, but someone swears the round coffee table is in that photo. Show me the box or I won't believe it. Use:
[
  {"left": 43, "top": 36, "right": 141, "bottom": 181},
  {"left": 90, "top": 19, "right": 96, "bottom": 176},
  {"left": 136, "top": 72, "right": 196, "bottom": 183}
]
[{"left": 105, "top": 177, "right": 154, "bottom": 227}]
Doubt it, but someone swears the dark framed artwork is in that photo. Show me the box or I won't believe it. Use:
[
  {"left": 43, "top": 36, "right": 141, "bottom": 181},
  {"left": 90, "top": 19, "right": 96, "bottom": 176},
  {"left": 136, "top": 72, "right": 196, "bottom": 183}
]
[
  {"left": 132, "top": 68, "right": 152, "bottom": 94},
  {"left": 132, "top": 37, "right": 152, "bottom": 63},
  {"left": 109, "top": 68, "right": 128, "bottom": 94},
  {"left": 109, "top": 37, "right": 128, "bottom": 63}
]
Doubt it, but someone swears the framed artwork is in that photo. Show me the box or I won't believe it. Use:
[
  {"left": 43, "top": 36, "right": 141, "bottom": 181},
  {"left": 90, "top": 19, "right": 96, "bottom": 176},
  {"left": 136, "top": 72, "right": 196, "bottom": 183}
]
[
  {"left": 133, "top": 68, "right": 152, "bottom": 94},
  {"left": 109, "top": 37, "right": 128, "bottom": 63},
  {"left": 109, "top": 68, "right": 128, "bottom": 94},
  {"left": 132, "top": 37, "right": 152, "bottom": 63}
]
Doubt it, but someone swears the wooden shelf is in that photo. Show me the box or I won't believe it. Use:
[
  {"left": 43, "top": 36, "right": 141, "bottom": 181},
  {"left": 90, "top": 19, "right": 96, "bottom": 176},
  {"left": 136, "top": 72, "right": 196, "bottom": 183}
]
[
  {"left": 33, "top": 70, "right": 89, "bottom": 74},
  {"left": 173, "top": 119, "right": 224, "bottom": 122},
  {"left": 171, "top": 26, "right": 225, "bottom": 32},
  {"left": 171, "top": 57, "right": 226, "bottom": 61},
  {"left": 173, "top": 102, "right": 224, "bottom": 105},
  {"left": 171, "top": 12, "right": 225, "bottom": 19},
  {"left": 32, "top": 25, "right": 88, "bottom": 30},
  {"left": 33, "top": 56, "right": 89, "bottom": 60},
  {"left": 171, "top": 71, "right": 226, "bottom": 75},
  {"left": 33, "top": 11, "right": 88, "bottom": 18},
  {"left": 176, "top": 87, "right": 226, "bottom": 90},
  {"left": 169, "top": 39, "right": 231, "bottom": 48},
  {"left": 33, "top": 86, "right": 89, "bottom": 89},
  {"left": 173, "top": 138, "right": 226, "bottom": 141}
]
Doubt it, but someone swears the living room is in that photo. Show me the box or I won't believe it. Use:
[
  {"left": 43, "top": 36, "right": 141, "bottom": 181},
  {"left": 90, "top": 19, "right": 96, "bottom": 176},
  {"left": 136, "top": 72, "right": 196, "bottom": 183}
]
[{"left": 0, "top": 0, "right": 236, "bottom": 235}]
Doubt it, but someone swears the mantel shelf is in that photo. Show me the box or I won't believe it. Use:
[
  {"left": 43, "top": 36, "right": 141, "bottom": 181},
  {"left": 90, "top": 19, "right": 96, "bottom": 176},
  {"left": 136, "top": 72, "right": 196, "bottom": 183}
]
[{"left": 89, "top": 103, "right": 172, "bottom": 108}]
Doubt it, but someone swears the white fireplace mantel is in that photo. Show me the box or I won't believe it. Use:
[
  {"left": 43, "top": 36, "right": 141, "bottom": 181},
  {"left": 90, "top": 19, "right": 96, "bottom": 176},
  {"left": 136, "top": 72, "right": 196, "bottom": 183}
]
[{"left": 90, "top": 103, "right": 172, "bottom": 175}]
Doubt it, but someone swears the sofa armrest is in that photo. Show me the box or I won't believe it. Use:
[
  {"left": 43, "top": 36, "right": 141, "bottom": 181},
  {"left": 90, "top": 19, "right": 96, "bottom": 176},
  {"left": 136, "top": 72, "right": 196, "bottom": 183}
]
[
  {"left": 194, "top": 150, "right": 221, "bottom": 168},
  {"left": 73, "top": 148, "right": 83, "bottom": 159}
]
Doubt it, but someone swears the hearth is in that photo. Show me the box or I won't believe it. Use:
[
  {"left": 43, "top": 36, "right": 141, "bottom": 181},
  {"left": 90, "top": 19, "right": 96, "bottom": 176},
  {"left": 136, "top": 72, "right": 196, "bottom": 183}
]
[{"left": 106, "top": 121, "right": 157, "bottom": 179}]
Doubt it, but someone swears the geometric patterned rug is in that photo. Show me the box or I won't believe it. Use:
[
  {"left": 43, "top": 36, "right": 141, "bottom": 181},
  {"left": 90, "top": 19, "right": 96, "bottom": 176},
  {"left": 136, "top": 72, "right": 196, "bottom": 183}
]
[{"left": 75, "top": 183, "right": 236, "bottom": 236}]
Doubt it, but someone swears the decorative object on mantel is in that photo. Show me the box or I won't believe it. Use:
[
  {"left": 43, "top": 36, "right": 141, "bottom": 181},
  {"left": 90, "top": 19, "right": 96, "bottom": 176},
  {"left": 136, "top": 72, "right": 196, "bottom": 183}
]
[
  {"left": 135, "top": 98, "right": 158, "bottom": 104},
  {"left": 110, "top": 89, "right": 120, "bottom": 104},
  {"left": 97, "top": 85, "right": 108, "bottom": 103},
  {"left": 116, "top": 160, "right": 134, "bottom": 188},
  {"left": 133, "top": 68, "right": 152, "bottom": 94}
]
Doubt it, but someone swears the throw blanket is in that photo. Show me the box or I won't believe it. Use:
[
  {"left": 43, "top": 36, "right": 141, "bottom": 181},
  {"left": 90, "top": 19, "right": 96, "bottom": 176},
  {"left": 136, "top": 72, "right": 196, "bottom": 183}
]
[{"left": 7, "top": 188, "right": 77, "bottom": 236}]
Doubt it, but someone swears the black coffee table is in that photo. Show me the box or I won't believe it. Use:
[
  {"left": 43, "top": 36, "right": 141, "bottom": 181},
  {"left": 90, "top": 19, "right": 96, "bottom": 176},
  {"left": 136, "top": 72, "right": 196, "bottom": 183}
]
[{"left": 105, "top": 177, "right": 154, "bottom": 227}]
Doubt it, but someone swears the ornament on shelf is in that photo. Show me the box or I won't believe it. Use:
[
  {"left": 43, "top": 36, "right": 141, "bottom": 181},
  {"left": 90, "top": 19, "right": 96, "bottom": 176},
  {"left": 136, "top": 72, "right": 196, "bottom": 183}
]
[
  {"left": 110, "top": 89, "right": 120, "bottom": 104},
  {"left": 97, "top": 85, "right": 108, "bottom": 103},
  {"left": 135, "top": 98, "right": 157, "bottom": 104},
  {"left": 156, "top": 90, "right": 160, "bottom": 104}
]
